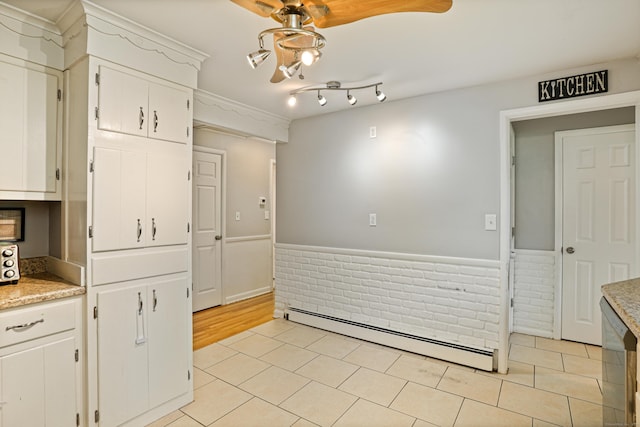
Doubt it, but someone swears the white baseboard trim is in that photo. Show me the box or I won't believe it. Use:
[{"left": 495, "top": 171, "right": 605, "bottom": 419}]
[{"left": 225, "top": 286, "right": 272, "bottom": 305}]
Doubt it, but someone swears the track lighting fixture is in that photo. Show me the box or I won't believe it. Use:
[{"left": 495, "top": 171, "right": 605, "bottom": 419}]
[
  {"left": 317, "top": 90, "right": 327, "bottom": 106},
  {"left": 347, "top": 90, "right": 357, "bottom": 105},
  {"left": 287, "top": 81, "right": 387, "bottom": 108},
  {"left": 375, "top": 85, "right": 387, "bottom": 102},
  {"left": 287, "top": 95, "right": 297, "bottom": 107}
]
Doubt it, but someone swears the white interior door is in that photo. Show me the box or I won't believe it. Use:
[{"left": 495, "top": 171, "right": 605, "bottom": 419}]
[
  {"left": 560, "top": 124, "right": 636, "bottom": 345},
  {"left": 192, "top": 150, "right": 223, "bottom": 312}
]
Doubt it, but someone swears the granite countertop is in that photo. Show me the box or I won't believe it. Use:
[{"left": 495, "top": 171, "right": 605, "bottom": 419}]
[
  {"left": 602, "top": 278, "right": 640, "bottom": 338},
  {"left": 0, "top": 259, "right": 86, "bottom": 311}
]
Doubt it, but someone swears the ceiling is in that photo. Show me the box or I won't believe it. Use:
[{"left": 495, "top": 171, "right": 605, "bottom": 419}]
[{"left": 4, "top": 0, "right": 640, "bottom": 120}]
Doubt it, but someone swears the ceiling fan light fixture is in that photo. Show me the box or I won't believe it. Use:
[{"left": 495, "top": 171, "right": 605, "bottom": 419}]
[
  {"left": 375, "top": 85, "right": 386, "bottom": 102},
  {"left": 280, "top": 61, "right": 302, "bottom": 79},
  {"left": 301, "top": 49, "right": 321, "bottom": 66},
  {"left": 247, "top": 48, "right": 271, "bottom": 69},
  {"left": 317, "top": 90, "right": 327, "bottom": 106},
  {"left": 347, "top": 90, "right": 357, "bottom": 106}
]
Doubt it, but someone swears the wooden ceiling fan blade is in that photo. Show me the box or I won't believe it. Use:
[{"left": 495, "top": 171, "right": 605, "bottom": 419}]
[
  {"left": 230, "top": 0, "right": 282, "bottom": 18},
  {"left": 304, "top": 0, "right": 453, "bottom": 28}
]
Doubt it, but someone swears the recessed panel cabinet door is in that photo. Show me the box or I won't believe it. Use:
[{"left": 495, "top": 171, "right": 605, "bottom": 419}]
[
  {"left": 97, "top": 66, "right": 148, "bottom": 138},
  {"left": 148, "top": 82, "right": 189, "bottom": 144},
  {"left": 92, "top": 147, "right": 147, "bottom": 251},
  {"left": 146, "top": 143, "right": 189, "bottom": 247},
  {"left": 97, "top": 285, "right": 150, "bottom": 427},
  {"left": 0, "top": 58, "right": 60, "bottom": 194},
  {"left": 0, "top": 337, "right": 76, "bottom": 427},
  {"left": 148, "top": 277, "right": 189, "bottom": 407}
]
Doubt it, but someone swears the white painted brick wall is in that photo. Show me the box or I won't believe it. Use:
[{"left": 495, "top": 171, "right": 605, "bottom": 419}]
[
  {"left": 275, "top": 245, "right": 501, "bottom": 351},
  {"left": 512, "top": 249, "right": 556, "bottom": 337}
]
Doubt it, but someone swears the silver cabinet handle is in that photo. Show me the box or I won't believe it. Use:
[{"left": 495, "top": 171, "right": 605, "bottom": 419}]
[
  {"left": 138, "top": 292, "right": 143, "bottom": 315},
  {"left": 152, "top": 218, "right": 157, "bottom": 241},
  {"left": 6, "top": 318, "right": 44, "bottom": 331},
  {"left": 566, "top": 246, "right": 575, "bottom": 254},
  {"left": 139, "top": 107, "right": 144, "bottom": 130},
  {"left": 153, "top": 289, "right": 157, "bottom": 312},
  {"left": 137, "top": 219, "right": 142, "bottom": 242},
  {"left": 153, "top": 110, "right": 158, "bottom": 133}
]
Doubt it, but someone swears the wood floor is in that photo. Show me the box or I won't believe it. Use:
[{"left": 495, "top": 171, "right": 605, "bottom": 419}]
[{"left": 192, "top": 292, "right": 275, "bottom": 350}]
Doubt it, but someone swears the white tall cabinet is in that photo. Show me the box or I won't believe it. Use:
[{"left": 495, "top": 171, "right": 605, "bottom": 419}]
[{"left": 57, "top": 2, "right": 207, "bottom": 426}]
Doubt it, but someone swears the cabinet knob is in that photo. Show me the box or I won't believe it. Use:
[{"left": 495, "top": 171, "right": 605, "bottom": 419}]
[{"left": 215, "top": 235, "right": 222, "bottom": 241}]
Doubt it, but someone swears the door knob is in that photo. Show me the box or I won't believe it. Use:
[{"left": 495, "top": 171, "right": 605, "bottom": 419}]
[
  {"left": 565, "top": 246, "right": 575, "bottom": 254},
  {"left": 215, "top": 235, "right": 222, "bottom": 241}
]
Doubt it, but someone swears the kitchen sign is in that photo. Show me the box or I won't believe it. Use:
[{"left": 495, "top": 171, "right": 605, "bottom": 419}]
[{"left": 538, "top": 70, "right": 608, "bottom": 102}]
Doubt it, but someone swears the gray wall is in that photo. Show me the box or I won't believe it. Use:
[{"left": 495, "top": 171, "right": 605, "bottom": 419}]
[
  {"left": 194, "top": 129, "right": 275, "bottom": 238},
  {"left": 512, "top": 107, "right": 635, "bottom": 250},
  {"left": 277, "top": 58, "right": 640, "bottom": 260}
]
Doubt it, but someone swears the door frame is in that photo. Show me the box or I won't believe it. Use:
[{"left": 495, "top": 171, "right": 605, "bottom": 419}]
[
  {"left": 192, "top": 145, "right": 227, "bottom": 308},
  {"left": 498, "top": 90, "right": 640, "bottom": 374},
  {"left": 553, "top": 124, "right": 636, "bottom": 341}
]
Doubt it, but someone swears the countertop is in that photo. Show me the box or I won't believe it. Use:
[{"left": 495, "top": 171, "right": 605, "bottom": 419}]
[
  {"left": 0, "top": 272, "right": 85, "bottom": 310},
  {"left": 602, "top": 278, "right": 640, "bottom": 338}
]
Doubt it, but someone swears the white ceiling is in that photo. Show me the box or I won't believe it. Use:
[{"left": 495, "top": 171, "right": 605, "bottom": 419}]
[{"left": 4, "top": 0, "right": 640, "bottom": 120}]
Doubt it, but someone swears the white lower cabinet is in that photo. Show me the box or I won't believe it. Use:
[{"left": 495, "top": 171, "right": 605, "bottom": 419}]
[
  {"left": 96, "top": 275, "right": 189, "bottom": 426},
  {"left": 0, "top": 298, "right": 80, "bottom": 427}
]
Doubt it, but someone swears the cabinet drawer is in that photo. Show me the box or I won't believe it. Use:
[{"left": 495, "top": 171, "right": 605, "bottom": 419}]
[{"left": 0, "top": 299, "right": 76, "bottom": 348}]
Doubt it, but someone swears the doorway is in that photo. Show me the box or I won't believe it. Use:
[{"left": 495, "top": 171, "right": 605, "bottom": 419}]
[
  {"left": 557, "top": 125, "right": 636, "bottom": 345},
  {"left": 499, "top": 90, "right": 640, "bottom": 374}
]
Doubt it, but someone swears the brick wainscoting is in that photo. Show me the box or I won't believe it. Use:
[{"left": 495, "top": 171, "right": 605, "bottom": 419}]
[{"left": 274, "top": 244, "right": 501, "bottom": 352}]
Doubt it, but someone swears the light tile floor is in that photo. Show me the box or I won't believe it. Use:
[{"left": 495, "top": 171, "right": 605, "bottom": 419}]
[{"left": 147, "top": 320, "right": 603, "bottom": 427}]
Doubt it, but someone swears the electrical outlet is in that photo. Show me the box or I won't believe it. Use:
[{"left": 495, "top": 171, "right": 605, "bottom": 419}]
[{"left": 235, "top": 211, "right": 240, "bottom": 221}]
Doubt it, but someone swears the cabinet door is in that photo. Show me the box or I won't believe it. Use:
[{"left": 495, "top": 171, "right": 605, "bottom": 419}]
[
  {"left": 97, "top": 285, "right": 149, "bottom": 427},
  {"left": 148, "top": 82, "right": 190, "bottom": 144},
  {"left": 148, "top": 277, "right": 189, "bottom": 407},
  {"left": 0, "top": 337, "right": 76, "bottom": 427},
  {"left": 146, "top": 143, "right": 189, "bottom": 247},
  {"left": 92, "top": 147, "right": 147, "bottom": 251},
  {"left": 0, "top": 59, "right": 60, "bottom": 194},
  {"left": 43, "top": 337, "right": 77, "bottom": 427},
  {"left": 97, "top": 66, "right": 148, "bottom": 138}
]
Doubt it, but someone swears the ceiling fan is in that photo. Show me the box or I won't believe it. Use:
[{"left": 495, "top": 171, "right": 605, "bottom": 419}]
[{"left": 234, "top": 0, "right": 453, "bottom": 83}]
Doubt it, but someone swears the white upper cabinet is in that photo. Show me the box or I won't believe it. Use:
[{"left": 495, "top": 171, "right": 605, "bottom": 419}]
[
  {"left": 97, "top": 65, "right": 190, "bottom": 144},
  {"left": 92, "top": 141, "right": 189, "bottom": 252},
  {"left": 0, "top": 55, "right": 61, "bottom": 199}
]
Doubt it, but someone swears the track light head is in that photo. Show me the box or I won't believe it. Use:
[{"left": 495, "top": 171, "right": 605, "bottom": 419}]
[
  {"left": 317, "top": 90, "right": 327, "bottom": 106},
  {"left": 280, "top": 61, "right": 302, "bottom": 79},
  {"left": 247, "top": 49, "right": 271, "bottom": 69},
  {"left": 301, "top": 49, "right": 322, "bottom": 66},
  {"left": 375, "top": 85, "right": 386, "bottom": 102},
  {"left": 347, "top": 90, "right": 357, "bottom": 106},
  {"left": 287, "top": 95, "right": 297, "bottom": 107}
]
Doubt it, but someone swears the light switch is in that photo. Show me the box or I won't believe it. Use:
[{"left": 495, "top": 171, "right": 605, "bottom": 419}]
[
  {"left": 235, "top": 211, "right": 240, "bottom": 221},
  {"left": 485, "top": 214, "right": 497, "bottom": 231},
  {"left": 370, "top": 127, "right": 377, "bottom": 138},
  {"left": 265, "top": 210, "right": 270, "bottom": 220},
  {"left": 369, "top": 213, "right": 377, "bottom": 227}
]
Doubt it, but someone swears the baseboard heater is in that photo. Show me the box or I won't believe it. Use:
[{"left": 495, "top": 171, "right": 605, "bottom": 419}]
[{"left": 285, "top": 307, "right": 496, "bottom": 372}]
